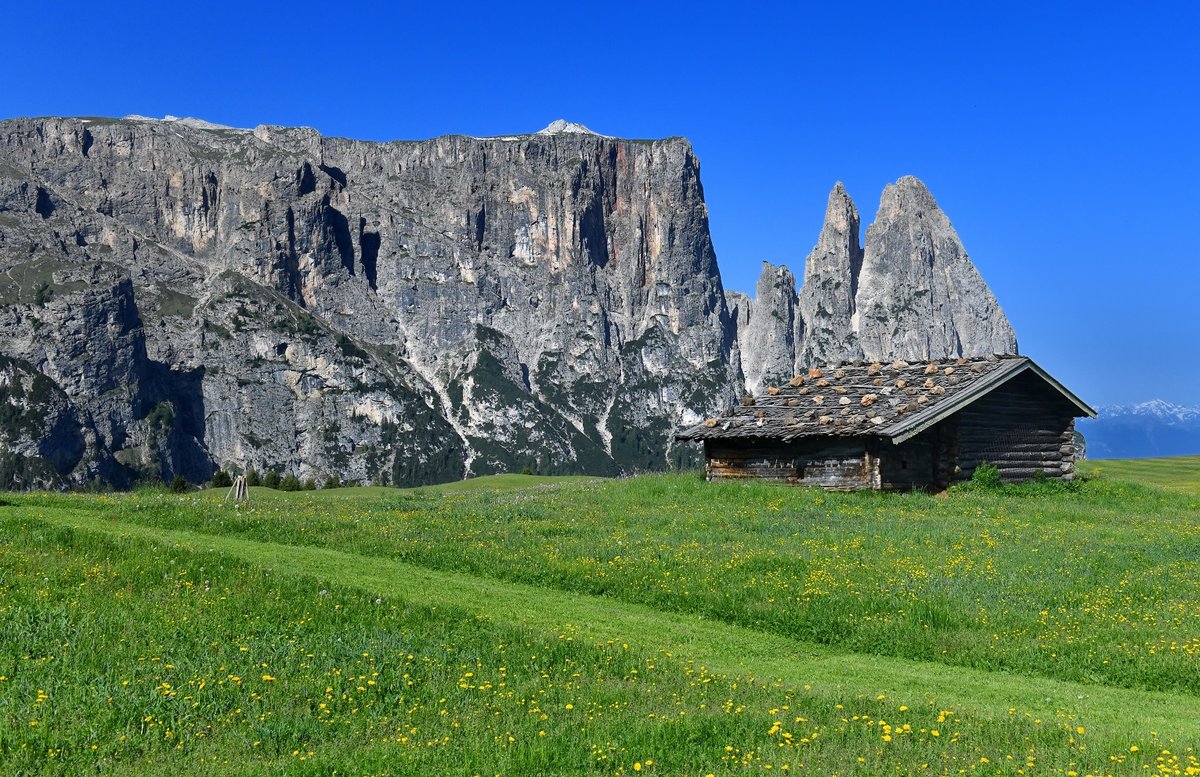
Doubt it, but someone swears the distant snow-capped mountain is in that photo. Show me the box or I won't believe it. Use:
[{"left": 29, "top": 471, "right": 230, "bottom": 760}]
[
  {"left": 1101, "top": 400, "right": 1199, "bottom": 423},
  {"left": 1079, "top": 400, "right": 1200, "bottom": 459}
]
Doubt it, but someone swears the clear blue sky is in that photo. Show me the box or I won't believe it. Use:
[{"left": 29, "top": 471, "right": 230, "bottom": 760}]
[{"left": 5, "top": 1, "right": 1197, "bottom": 406}]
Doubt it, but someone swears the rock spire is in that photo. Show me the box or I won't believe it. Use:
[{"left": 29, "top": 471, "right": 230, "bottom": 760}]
[{"left": 738, "top": 177, "right": 1017, "bottom": 392}]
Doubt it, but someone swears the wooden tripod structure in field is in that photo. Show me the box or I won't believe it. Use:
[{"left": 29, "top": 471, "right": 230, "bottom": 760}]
[{"left": 225, "top": 475, "right": 250, "bottom": 503}]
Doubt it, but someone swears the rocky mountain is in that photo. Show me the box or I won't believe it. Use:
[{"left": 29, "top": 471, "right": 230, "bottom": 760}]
[
  {"left": 0, "top": 116, "right": 739, "bottom": 488},
  {"left": 1078, "top": 401, "right": 1200, "bottom": 459},
  {"left": 735, "top": 177, "right": 1018, "bottom": 393},
  {"left": 0, "top": 115, "right": 1014, "bottom": 489}
]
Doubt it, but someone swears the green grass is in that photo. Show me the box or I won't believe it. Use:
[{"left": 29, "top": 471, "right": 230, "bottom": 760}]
[
  {"left": 4, "top": 511, "right": 1157, "bottom": 776},
  {"left": 2, "top": 464, "right": 1199, "bottom": 774},
  {"left": 154, "top": 288, "right": 199, "bottom": 319},
  {"left": 0, "top": 258, "right": 87, "bottom": 306},
  {"left": 391, "top": 473, "right": 599, "bottom": 495},
  {"left": 1079, "top": 455, "right": 1200, "bottom": 495},
  {"left": 47, "top": 475, "right": 1200, "bottom": 696},
  {"left": 224, "top": 474, "right": 601, "bottom": 502}
]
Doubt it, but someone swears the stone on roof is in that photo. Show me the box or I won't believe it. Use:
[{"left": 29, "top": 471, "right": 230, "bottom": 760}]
[{"left": 677, "top": 355, "right": 1069, "bottom": 443}]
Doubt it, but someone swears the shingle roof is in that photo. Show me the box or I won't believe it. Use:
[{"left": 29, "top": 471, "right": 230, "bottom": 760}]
[{"left": 676, "top": 355, "right": 1095, "bottom": 444}]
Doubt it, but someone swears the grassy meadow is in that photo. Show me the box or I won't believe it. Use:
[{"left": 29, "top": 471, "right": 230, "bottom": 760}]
[
  {"left": 1078, "top": 455, "right": 1200, "bottom": 496},
  {"left": 1, "top": 461, "right": 1199, "bottom": 774}
]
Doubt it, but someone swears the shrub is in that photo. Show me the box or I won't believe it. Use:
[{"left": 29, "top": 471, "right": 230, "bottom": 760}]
[
  {"left": 279, "top": 474, "right": 301, "bottom": 492},
  {"left": 971, "top": 461, "right": 1002, "bottom": 489},
  {"left": 520, "top": 465, "right": 535, "bottom": 476},
  {"left": 245, "top": 468, "right": 261, "bottom": 487},
  {"left": 33, "top": 282, "right": 52, "bottom": 306},
  {"left": 263, "top": 470, "right": 282, "bottom": 490},
  {"left": 322, "top": 474, "right": 341, "bottom": 489},
  {"left": 302, "top": 477, "right": 316, "bottom": 491},
  {"left": 211, "top": 470, "right": 233, "bottom": 489},
  {"left": 167, "top": 474, "right": 190, "bottom": 494},
  {"left": 336, "top": 334, "right": 369, "bottom": 361},
  {"left": 145, "top": 402, "right": 174, "bottom": 432}
]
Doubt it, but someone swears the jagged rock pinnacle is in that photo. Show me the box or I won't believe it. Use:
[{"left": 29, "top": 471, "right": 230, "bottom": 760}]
[
  {"left": 795, "top": 182, "right": 864, "bottom": 367},
  {"left": 732, "top": 261, "right": 799, "bottom": 393},
  {"left": 854, "top": 176, "right": 1017, "bottom": 361},
  {"left": 738, "top": 176, "right": 1017, "bottom": 378}
]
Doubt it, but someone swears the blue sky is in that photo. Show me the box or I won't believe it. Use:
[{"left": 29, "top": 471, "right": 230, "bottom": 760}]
[{"left": 5, "top": 1, "right": 1198, "bottom": 406}]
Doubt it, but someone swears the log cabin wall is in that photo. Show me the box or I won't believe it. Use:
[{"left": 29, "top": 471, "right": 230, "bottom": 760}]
[
  {"left": 874, "top": 424, "right": 957, "bottom": 491},
  {"left": 952, "top": 371, "right": 1078, "bottom": 482},
  {"left": 703, "top": 438, "right": 872, "bottom": 490},
  {"left": 685, "top": 358, "right": 1090, "bottom": 490}
]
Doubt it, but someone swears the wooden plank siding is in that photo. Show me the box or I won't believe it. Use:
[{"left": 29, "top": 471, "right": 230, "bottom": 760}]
[
  {"left": 693, "top": 361, "right": 1087, "bottom": 491},
  {"left": 873, "top": 425, "right": 955, "bottom": 491},
  {"left": 706, "top": 432, "right": 958, "bottom": 492},
  {"left": 704, "top": 439, "right": 873, "bottom": 490}
]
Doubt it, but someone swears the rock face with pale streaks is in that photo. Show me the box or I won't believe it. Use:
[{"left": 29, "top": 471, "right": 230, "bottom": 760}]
[
  {"left": 0, "top": 116, "right": 736, "bottom": 486},
  {"left": 0, "top": 114, "right": 1015, "bottom": 488},
  {"left": 795, "top": 182, "right": 863, "bottom": 367},
  {"left": 730, "top": 262, "right": 800, "bottom": 393},
  {"left": 854, "top": 177, "right": 1017, "bottom": 361},
  {"left": 738, "top": 177, "right": 1016, "bottom": 393}
]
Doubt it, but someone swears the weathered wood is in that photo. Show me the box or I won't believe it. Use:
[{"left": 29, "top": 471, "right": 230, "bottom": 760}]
[
  {"left": 948, "top": 370, "right": 1080, "bottom": 483},
  {"left": 958, "top": 429, "right": 1067, "bottom": 440},
  {"left": 225, "top": 475, "right": 249, "bottom": 503},
  {"left": 705, "top": 439, "right": 872, "bottom": 489},
  {"left": 693, "top": 361, "right": 1087, "bottom": 490},
  {"left": 956, "top": 440, "right": 1072, "bottom": 452},
  {"left": 987, "top": 466, "right": 1056, "bottom": 478},
  {"left": 959, "top": 453, "right": 1068, "bottom": 465}
]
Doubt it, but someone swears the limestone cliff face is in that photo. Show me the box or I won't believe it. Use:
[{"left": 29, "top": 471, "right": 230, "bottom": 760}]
[
  {"left": 739, "top": 177, "right": 1017, "bottom": 393},
  {"left": 854, "top": 177, "right": 1017, "bottom": 361},
  {"left": 731, "top": 263, "right": 800, "bottom": 394},
  {"left": 0, "top": 355, "right": 90, "bottom": 489},
  {"left": 0, "top": 116, "right": 1016, "bottom": 488},
  {"left": 0, "top": 116, "right": 736, "bottom": 486},
  {"left": 795, "top": 182, "right": 863, "bottom": 367}
]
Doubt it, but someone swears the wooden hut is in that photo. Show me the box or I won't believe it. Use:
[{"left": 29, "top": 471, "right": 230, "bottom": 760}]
[{"left": 676, "top": 355, "right": 1096, "bottom": 490}]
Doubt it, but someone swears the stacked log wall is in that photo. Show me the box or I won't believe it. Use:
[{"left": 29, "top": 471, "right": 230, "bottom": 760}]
[
  {"left": 697, "top": 368, "right": 1084, "bottom": 490},
  {"left": 953, "top": 371, "right": 1078, "bottom": 482}
]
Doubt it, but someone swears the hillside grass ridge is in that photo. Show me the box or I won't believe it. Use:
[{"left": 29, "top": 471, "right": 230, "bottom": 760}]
[
  {"left": 20, "top": 471, "right": 1197, "bottom": 696},
  {"left": 1079, "top": 455, "right": 1200, "bottom": 495},
  {"left": 2, "top": 462, "right": 1198, "bottom": 773}
]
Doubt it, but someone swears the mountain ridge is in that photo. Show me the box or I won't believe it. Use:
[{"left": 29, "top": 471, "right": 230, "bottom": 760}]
[
  {"left": 1079, "top": 401, "right": 1200, "bottom": 459},
  {"left": 732, "top": 176, "right": 1018, "bottom": 393},
  {"left": 0, "top": 115, "right": 1016, "bottom": 488},
  {"left": 1098, "top": 400, "right": 1199, "bottom": 422}
]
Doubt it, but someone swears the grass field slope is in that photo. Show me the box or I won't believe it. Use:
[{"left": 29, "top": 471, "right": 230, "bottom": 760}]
[
  {"left": 1079, "top": 455, "right": 1200, "bottom": 495},
  {"left": 2, "top": 465, "right": 1199, "bottom": 775}
]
